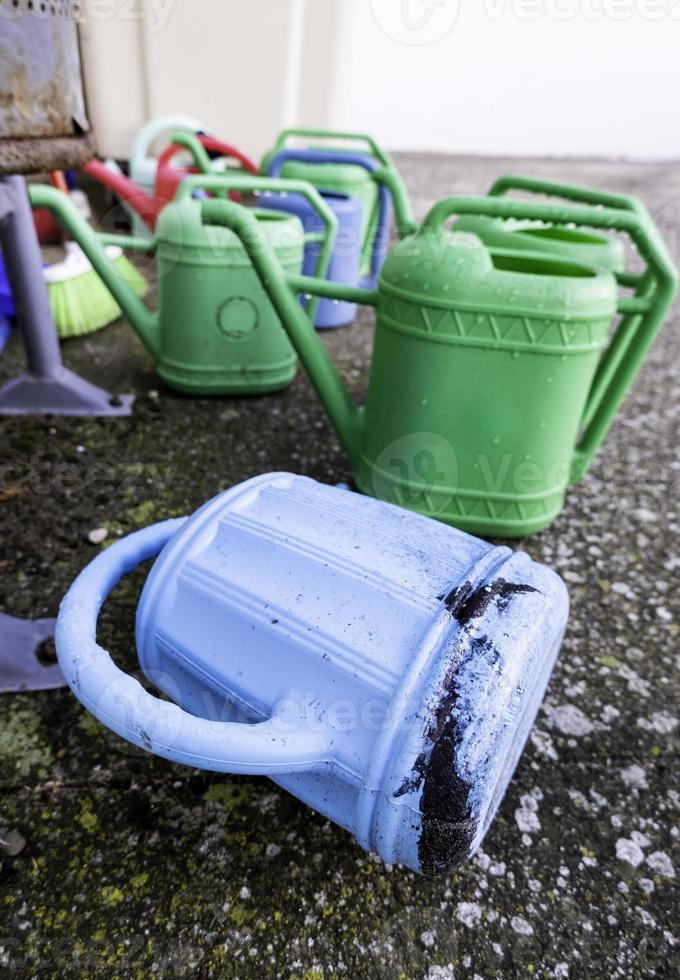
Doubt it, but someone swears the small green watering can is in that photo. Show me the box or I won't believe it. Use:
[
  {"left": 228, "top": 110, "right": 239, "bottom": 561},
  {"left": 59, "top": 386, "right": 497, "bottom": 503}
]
[
  {"left": 28, "top": 175, "right": 338, "bottom": 396},
  {"left": 454, "top": 175, "right": 627, "bottom": 274},
  {"left": 197, "top": 181, "right": 677, "bottom": 537},
  {"left": 261, "top": 129, "right": 399, "bottom": 279}
]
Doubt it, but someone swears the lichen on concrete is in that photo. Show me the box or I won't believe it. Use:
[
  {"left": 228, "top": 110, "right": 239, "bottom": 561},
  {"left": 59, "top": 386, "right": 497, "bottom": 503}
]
[{"left": 1, "top": 155, "right": 679, "bottom": 978}]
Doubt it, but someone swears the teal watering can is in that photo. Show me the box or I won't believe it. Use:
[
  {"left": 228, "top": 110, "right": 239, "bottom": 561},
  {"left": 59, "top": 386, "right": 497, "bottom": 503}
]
[
  {"left": 126, "top": 114, "right": 206, "bottom": 236},
  {"left": 195, "top": 180, "right": 677, "bottom": 537},
  {"left": 28, "top": 175, "right": 338, "bottom": 396}
]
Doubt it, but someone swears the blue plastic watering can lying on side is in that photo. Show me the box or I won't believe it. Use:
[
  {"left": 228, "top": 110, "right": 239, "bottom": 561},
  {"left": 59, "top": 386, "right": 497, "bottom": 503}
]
[
  {"left": 56, "top": 473, "right": 568, "bottom": 875},
  {"left": 260, "top": 149, "right": 392, "bottom": 328}
]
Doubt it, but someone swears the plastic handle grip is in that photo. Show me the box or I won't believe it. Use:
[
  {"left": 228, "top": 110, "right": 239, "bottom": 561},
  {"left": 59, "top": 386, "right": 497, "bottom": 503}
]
[
  {"left": 488, "top": 174, "right": 643, "bottom": 214},
  {"left": 56, "top": 520, "right": 330, "bottom": 774},
  {"left": 159, "top": 133, "right": 258, "bottom": 177},
  {"left": 422, "top": 194, "right": 677, "bottom": 482},
  {"left": 265, "top": 148, "right": 391, "bottom": 283},
  {"left": 273, "top": 128, "right": 392, "bottom": 168},
  {"left": 480, "top": 178, "right": 678, "bottom": 476},
  {"left": 197, "top": 200, "right": 365, "bottom": 465}
]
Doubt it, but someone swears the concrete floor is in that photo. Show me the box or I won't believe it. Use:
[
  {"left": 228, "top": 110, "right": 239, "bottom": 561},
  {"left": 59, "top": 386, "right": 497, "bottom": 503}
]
[{"left": 0, "top": 154, "right": 679, "bottom": 978}]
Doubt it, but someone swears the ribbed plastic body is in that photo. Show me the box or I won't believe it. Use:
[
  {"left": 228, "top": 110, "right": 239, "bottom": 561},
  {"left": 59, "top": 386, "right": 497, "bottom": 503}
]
[
  {"left": 154, "top": 203, "right": 303, "bottom": 393},
  {"left": 135, "top": 473, "right": 568, "bottom": 873},
  {"left": 355, "top": 233, "right": 618, "bottom": 536},
  {"left": 259, "top": 191, "right": 363, "bottom": 328}
]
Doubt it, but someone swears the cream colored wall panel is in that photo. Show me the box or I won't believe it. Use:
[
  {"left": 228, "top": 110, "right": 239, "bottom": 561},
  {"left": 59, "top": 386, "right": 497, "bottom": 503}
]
[
  {"left": 79, "top": 7, "right": 147, "bottom": 159},
  {"left": 140, "top": 0, "right": 301, "bottom": 159}
]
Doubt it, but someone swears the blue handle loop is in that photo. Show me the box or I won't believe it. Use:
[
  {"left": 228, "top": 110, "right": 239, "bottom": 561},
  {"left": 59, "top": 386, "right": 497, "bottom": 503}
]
[
  {"left": 55, "top": 520, "right": 330, "bottom": 774},
  {"left": 265, "top": 148, "right": 391, "bottom": 287}
]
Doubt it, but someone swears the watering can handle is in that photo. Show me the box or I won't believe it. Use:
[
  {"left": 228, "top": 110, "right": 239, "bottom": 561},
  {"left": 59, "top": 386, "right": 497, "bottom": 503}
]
[
  {"left": 56, "top": 521, "right": 331, "bottom": 775},
  {"left": 266, "top": 148, "right": 393, "bottom": 285},
  {"left": 422, "top": 195, "right": 678, "bottom": 482},
  {"left": 159, "top": 134, "right": 258, "bottom": 177},
  {"left": 130, "top": 114, "right": 204, "bottom": 171},
  {"left": 273, "top": 128, "right": 392, "bottom": 168},
  {"left": 200, "top": 199, "right": 368, "bottom": 464},
  {"left": 487, "top": 174, "right": 645, "bottom": 215},
  {"left": 177, "top": 169, "right": 339, "bottom": 327}
]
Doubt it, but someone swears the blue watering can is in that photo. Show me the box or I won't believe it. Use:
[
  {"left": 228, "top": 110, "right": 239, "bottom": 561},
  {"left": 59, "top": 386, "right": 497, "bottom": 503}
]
[
  {"left": 55, "top": 473, "right": 568, "bottom": 875},
  {"left": 260, "top": 150, "right": 392, "bottom": 328}
]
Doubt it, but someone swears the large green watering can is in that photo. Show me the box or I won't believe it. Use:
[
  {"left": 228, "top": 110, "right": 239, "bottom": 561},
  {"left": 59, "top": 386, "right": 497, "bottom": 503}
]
[
  {"left": 261, "top": 129, "right": 399, "bottom": 279},
  {"left": 197, "top": 181, "right": 677, "bottom": 537},
  {"left": 27, "top": 175, "right": 338, "bottom": 396}
]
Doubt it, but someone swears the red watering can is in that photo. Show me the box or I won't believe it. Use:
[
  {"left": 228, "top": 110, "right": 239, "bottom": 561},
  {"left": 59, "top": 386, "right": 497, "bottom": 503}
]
[{"left": 83, "top": 134, "right": 258, "bottom": 233}]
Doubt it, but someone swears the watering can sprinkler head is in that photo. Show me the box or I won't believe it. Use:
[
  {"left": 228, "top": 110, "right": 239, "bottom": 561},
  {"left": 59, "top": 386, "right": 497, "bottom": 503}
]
[{"left": 56, "top": 472, "right": 569, "bottom": 875}]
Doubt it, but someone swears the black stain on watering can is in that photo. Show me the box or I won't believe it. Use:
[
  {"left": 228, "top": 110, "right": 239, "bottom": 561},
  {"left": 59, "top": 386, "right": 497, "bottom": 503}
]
[
  {"left": 441, "top": 578, "right": 538, "bottom": 627},
  {"left": 395, "top": 578, "right": 539, "bottom": 875}
]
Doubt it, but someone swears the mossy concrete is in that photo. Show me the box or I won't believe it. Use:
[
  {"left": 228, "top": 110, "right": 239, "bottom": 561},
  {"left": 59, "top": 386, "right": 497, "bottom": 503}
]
[{"left": 0, "top": 155, "right": 679, "bottom": 978}]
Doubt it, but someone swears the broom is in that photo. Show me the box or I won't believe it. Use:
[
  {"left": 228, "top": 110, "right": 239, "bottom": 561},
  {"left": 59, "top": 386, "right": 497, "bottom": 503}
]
[{"left": 45, "top": 172, "right": 147, "bottom": 338}]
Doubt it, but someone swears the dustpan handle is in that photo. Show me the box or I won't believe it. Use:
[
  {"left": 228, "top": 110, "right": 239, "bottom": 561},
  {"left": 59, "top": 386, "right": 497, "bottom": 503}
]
[
  {"left": 56, "top": 520, "right": 331, "bottom": 775},
  {"left": 423, "top": 195, "right": 678, "bottom": 482}
]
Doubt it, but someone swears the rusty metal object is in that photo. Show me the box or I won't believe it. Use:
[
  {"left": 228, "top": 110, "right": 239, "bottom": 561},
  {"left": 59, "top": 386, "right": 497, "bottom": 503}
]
[
  {"left": 0, "top": 133, "right": 95, "bottom": 174},
  {"left": 0, "top": 0, "right": 94, "bottom": 174}
]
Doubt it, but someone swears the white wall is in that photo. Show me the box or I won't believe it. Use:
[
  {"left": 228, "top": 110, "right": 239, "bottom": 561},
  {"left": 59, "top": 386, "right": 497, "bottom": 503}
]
[
  {"left": 80, "top": 0, "right": 680, "bottom": 161},
  {"left": 323, "top": 0, "right": 680, "bottom": 159}
]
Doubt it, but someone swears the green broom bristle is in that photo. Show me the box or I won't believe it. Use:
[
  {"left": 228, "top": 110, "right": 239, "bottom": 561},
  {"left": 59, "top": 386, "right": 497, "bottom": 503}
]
[{"left": 49, "top": 254, "right": 147, "bottom": 339}]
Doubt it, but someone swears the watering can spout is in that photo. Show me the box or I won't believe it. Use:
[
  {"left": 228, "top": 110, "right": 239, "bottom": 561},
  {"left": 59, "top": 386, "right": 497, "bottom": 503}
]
[
  {"left": 200, "top": 198, "right": 365, "bottom": 464},
  {"left": 26, "top": 184, "right": 161, "bottom": 361},
  {"left": 82, "top": 159, "right": 160, "bottom": 230}
]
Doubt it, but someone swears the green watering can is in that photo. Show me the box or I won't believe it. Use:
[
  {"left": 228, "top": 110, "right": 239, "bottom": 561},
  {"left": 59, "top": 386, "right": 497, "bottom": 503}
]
[
  {"left": 196, "top": 180, "right": 677, "bottom": 537},
  {"left": 261, "top": 129, "right": 398, "bottom": 279},
  {"left": 453, "top": 175, "right": 627, "bottom": 274},
  {"left": 27, "top": 175, "right": 338, "bottom": 396}
]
